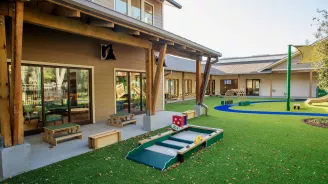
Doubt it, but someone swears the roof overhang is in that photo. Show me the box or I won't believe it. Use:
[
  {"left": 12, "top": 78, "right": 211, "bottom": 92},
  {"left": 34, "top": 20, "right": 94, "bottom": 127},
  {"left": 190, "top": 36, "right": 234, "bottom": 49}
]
[{"left": 46, "top": 0, "right": 221, "bottom": 58}]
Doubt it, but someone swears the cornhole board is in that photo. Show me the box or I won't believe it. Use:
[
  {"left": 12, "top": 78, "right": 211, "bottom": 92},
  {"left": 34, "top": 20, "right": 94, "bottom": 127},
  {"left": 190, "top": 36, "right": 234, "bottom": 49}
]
[{"left": 126, "top": 125, "right": 224, "bottom": 171}]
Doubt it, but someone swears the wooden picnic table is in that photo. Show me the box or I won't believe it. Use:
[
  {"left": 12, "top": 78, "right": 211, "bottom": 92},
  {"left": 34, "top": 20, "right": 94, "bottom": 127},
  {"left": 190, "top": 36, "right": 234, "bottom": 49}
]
[
  {"left": 43, "top": 123, "right": 82, "bottom": 146},
  {"left": 108, "top": 112, "right": 136, "bottom": 128}
]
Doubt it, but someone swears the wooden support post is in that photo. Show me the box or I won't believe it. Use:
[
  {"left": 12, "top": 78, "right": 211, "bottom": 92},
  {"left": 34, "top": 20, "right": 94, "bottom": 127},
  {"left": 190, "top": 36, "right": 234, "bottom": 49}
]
[
  {"left": 0, "top": 15, "right": 12, "bottom": 147},
  {"left": 10, "top": 1, "right": 24, "bottom": 145},
  {"left": 238, "top": 75, "right": 240, "bottom": 90},
  {"left": 145, "top": 48, "right": 153, "bottom": 115},
  {"left": 196, "top": 57, "right": 201, "bottom": 104},
  {"left": 309, "top": 71, "right": 313, "bottom": 98},
  {"left": 182, "top": 72, "right": 185, "bottom": 101},
  {"left": 209, "top": 75, "right": 212, "bottom": 95},
  {"left": 270, "top": 73, "right": 273, "bottom": 97},
  {"left": 152, "top": 44, "right": 167, "bottom": 113}
]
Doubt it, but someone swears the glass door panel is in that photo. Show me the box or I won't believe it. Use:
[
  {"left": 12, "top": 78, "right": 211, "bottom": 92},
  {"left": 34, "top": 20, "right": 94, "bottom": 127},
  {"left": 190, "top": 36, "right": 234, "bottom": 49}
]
[
  {"left": 69, "top": 69, "right": 91, "bottom": 123},
  {"left": 116, "top": 71, "right": 129, "bottom": 113},
  {"left": 141, "top": 73, "right": 147, "bottom": 112},
  {"left": 20, "top": 65, "right": 43, "bottom": 131},
  {"left": 130, "top": 72, "right": 142, "bottom": 114},
  {"left": 43, "top": 67, "right": 69, "bottom": 126},
  {"left": 253, "top": 80, "right": 260, "bottom": 95},
  {"left": 246, "top": 79, "right": 260, "bottom": 96}
]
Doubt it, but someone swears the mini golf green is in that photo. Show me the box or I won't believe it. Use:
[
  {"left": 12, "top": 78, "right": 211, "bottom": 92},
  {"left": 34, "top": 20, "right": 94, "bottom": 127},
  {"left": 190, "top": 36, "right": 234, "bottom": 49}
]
[{"left": 126, "top": 125, "right": 224, "bottom": 170}]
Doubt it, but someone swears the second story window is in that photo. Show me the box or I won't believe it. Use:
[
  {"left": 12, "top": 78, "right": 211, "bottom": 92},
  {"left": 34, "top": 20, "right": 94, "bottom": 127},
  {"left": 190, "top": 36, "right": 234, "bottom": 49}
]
[
  {"left": 131, "top": 0, "right": 141, "bottom": 20},
  {"left": 144, "top": 2, "right": 153, "bottom": 25},
  {"left": 115, "top": 0, "right": 154, "bottom": 25},
  {"left": 116, "top": 0, "right": 128, "bottom": 15}
]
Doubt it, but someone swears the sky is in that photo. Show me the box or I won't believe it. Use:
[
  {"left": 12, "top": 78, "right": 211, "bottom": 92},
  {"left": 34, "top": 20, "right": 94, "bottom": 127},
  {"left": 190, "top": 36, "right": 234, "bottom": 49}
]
[{"left": 164, "top": 0, "right": 328, "bottom": 58}]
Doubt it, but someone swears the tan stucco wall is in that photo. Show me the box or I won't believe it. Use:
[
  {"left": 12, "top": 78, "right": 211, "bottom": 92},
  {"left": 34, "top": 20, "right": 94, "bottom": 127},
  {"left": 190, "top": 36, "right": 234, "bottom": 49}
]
[
  {"left": 6, "top": 23, "right": 164, "bottom": 123},
  {"left": 168, "top": 71, "right": 318, "bottom": 98},
  {"left": 92, "top": 0, "right": 163, "bottom": 28}
]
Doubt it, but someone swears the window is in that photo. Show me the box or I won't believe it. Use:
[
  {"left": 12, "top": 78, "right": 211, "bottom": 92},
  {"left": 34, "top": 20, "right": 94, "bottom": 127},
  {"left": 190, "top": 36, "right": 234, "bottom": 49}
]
[
  {"left": 165, "top": 79, "right": 179, "bottom": 99},
  {"left": 131, "top": 0, "right": 141, "bottom": 20},
  {"left": 185, "top": 80, "right": 192, "bottom": 94},
  {"left": 115, "top": 0, "right": 128, "bottom": 15},
  {"left": 144, "top": 2, "right": 153, "bottom": 25},
  {"left": 9, "top": 63, "right": 92, "bottom": 135}
]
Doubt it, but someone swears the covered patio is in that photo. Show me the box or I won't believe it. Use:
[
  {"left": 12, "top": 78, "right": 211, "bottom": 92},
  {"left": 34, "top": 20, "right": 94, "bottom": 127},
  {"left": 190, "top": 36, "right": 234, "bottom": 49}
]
[{"left": 26, "top": 111, "right": 181, "bottom": 170}]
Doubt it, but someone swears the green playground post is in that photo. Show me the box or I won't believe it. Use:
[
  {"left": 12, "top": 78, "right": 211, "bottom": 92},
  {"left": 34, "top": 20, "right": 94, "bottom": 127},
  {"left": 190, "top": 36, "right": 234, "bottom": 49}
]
[{"left": 286, "top": 45, "right": 292, "bottom": 111}]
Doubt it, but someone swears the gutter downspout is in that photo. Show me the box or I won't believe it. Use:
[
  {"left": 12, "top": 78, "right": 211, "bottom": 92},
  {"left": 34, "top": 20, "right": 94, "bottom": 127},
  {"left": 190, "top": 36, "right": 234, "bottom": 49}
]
[{"left": 199, "top": 57, "right": 219, "bottom": 115}]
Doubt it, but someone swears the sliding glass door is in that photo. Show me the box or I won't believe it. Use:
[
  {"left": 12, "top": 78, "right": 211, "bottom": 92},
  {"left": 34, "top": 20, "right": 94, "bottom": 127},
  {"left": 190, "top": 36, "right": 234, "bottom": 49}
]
[
  {"left": 115, "top": 71, "right": 146, "bottom": 115},
  {"left": 246, "top": 79, "right": 260, "bottom": 96},
  {"left": 9, "top": 64, "right": 92, "bottom": 135}
]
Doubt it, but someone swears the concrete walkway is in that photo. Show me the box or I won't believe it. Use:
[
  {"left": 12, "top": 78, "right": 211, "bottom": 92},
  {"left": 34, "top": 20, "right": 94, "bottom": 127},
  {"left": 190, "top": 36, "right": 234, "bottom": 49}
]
[{"left": 25, "top": 111, "right": 182, "bottom": 170}]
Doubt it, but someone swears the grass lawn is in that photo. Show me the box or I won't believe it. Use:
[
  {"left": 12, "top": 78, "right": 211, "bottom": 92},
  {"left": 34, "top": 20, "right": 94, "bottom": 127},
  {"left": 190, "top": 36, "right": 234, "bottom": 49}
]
[
  {"left": 232, "top": 101, "right": 328, "bottom": 113},
  {"left": 3, "top": 97, "right": 328, "bottom": 184}
]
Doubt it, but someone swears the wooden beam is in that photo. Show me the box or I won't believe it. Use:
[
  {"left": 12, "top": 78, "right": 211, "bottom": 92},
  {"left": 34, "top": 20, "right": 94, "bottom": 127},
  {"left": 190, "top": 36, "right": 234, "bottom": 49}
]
[
  {"left": 54, "top": 5, "right": 81, "bottom": 17},
  {"left": 270, "top": 74, "right": 273, "bottom": 97},
  {"left": 182, "top": 72, "right": 185, "bottom": 101},
  {"left": 174, "top": 44, "right": 186, "bottom": 50},
  {"left": 196, "top": 57, "right": 201, "bottom": 104},
  {"left": 10, "top": 1, "right": 24, "bottom": 146},
  {"left": 152, "top": 44, "right": 167, "bottom": 113},
  {"left": 89, "top": 19, "right": 114, "bottom": 28},
  {"left": 37, "top": 2, "right": 56, "bottom": 14},
  {"left": 159, "top": 38, "right": 174, "bottom": 46},
  {"left": 0, "top": 15, "right": 12, "bottom": 147},
  {"left": 145, "top": 48, "right": 153, "bottom": 115},
  {"left": 115, "top": 26, "right": 140, "bottom": 36},
  {"left": 186, "top": 47, "right": 196, "bottom": 52},
  {"left": 0, "top": 2, "right": 10, "bottom": 16},
  {"left": 309, "top": 71, "right": 313, "bottom": 97},
  {"left": 5, "top": 6, "right": 151, "bottom": 49},
  {"left": 139, "top": 34, "right": 159, "bottom": 42}
]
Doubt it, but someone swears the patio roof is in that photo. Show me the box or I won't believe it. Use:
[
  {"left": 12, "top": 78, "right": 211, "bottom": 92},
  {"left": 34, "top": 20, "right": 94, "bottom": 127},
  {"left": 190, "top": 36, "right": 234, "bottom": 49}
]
[{"left": 47, "top": 0, "right": 221, "bottom": 58}]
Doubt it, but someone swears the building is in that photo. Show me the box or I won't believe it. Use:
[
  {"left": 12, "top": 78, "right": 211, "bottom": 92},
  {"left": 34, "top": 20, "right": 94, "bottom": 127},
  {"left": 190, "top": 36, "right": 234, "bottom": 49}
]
[
  {"left": 0, "top": 0, "right": 221, "bottom": 147},
  {"left": 164, "top": 53, "right": 317, "bottom": 100}
]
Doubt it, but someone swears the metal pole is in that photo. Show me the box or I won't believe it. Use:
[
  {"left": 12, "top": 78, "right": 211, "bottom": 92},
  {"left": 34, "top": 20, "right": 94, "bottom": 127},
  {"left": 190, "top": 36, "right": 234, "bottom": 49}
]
[{"left": 286, "top": 45, "right": 292, "bottom": 111}]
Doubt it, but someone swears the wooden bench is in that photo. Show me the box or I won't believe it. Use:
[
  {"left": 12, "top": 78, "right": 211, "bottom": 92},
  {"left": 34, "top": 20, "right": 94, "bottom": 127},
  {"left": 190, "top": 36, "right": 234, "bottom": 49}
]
[
  {"left": 43, "top": 123, "right": 82, "bottom": 146},
  {"left": 108, "top": 112, "right": 136, "bottom": 128},
  {"left": 88, "top": 130, "right": 122, "bottom": 149},
  {"left": 183, "top": 110, "right": 196, "bottom": 119}
]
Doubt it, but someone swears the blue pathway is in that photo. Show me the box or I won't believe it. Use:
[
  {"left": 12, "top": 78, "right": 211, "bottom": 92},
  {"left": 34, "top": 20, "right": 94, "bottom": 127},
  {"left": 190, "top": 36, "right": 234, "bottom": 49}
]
[{"left": 214, "top": 100, "right": 328, "bottom": 117}]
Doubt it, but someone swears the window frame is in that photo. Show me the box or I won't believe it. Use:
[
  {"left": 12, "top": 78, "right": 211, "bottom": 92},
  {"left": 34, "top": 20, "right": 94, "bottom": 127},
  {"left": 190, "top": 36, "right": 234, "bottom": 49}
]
[
  {"left": 114, "top": 0, "right": 155, "bottom": 25},
  {"left": 114, "top": 0, "right": 129, "bottom": 15},
  {"left": 143, "top": 1, "right": 154, "bottom": 25}
]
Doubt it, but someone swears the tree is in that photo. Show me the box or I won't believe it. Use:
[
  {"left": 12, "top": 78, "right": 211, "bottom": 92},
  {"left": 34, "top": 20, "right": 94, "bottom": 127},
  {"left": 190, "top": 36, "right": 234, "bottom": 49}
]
[{"left": 312, "top": 9, "right": 328, "bottom": 91}]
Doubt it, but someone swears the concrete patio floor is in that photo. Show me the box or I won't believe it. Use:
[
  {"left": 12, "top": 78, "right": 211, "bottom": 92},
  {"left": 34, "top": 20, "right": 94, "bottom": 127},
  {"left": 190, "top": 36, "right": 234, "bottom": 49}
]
[{"left": 25, "top": 111, "right": 182, "bottom": 170}]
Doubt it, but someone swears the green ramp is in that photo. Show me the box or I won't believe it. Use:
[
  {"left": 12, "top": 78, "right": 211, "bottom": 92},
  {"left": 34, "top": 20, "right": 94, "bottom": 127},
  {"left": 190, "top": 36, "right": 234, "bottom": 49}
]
[{"left": 126, "top": 148, "right": 178, "bottom": 170}]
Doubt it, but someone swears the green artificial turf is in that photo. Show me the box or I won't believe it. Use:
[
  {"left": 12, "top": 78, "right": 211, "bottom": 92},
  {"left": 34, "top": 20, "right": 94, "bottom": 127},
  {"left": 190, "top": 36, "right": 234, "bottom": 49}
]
[
  {"left": 3, "top": 97, "right": 328, "bottom": 184},
  {"left": 232, "top": 101, "right": 328, "bottom": 113}
]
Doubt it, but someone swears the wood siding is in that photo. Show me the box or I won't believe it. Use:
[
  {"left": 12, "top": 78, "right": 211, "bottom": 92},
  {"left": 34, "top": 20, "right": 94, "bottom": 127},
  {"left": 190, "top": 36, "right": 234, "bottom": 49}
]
[
  {"left": 91, "top": 0, "right": 163, "bottom": 28},
  {"left": 6, "top": 23, "right": 164, "bottom": 123}
]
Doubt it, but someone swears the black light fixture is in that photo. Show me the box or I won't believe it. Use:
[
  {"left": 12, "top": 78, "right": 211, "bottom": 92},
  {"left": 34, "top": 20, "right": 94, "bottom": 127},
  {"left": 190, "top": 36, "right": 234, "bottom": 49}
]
[
  {"left": 155, "top": 56, "right": 167, "bottom": 67},
  {"left": 101, "top": 44, "right": 116, "bottom": 60}
]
